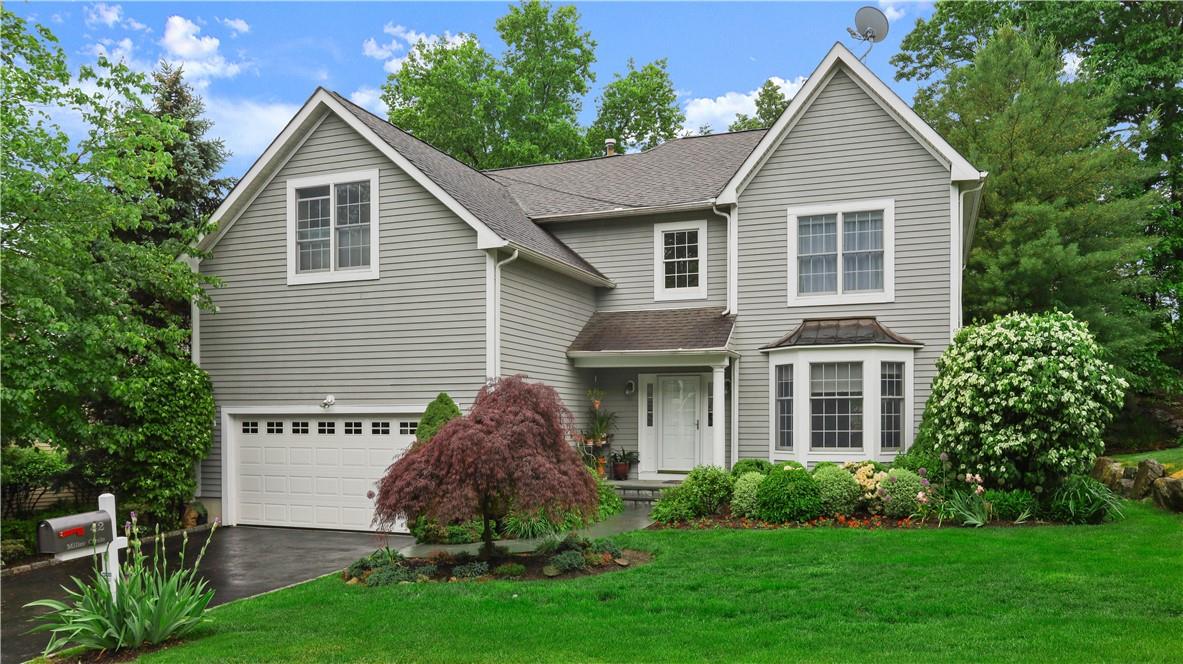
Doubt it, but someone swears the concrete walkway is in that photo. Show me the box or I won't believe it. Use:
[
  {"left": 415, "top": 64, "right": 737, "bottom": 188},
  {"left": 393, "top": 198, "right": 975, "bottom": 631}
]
[
  {"left": 398, "top": 505, "right": 654, "bottom": 557},
  {"left": 1, "top": 526, "right": 411, "bottom": 664}
]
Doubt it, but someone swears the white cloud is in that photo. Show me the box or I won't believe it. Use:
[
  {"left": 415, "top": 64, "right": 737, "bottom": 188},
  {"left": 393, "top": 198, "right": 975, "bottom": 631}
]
[
  {"left": 204, "top": 96, "right": 301, "bottom": 167},
  {"left": 220, "top": 18, "right": 250, "bottom": 36},
  {"left": 50, "top": 13, "right": 66, "bottom": 24},
  {"left": 159, "top": 15, "right": 246, "bottom": 83},
  {"left": 350, "top": 87, "right": 388, "bottom": 116},
  {"left": 125, "top": 18, "right": 148, "bottom": 32},
  {"left": 86, "top": 37, "right": 138, "bottom": 66},
  {"left": 879, "top": 2, "right": 906, "bottom": 23},
  {"left": 362, "top": 23, "right": 468, "bottom": 74},
  {"left": 683, "top": 75, "right": 806, "bottom": 133},
  {"left": 1062, "top": 52, "right": 1082, "bottom": 81},
  {"left": 85, "top": 3, "right": 123, "bottom": 28}
]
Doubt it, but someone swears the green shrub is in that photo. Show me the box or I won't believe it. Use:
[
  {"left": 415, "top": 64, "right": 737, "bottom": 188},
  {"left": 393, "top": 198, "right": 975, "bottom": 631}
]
[
  {"left": 452, "top": 561, "right": 489, "bottom": 578},
  {"left": 494, "top": 562, "right": 526, "bottom": 578},
  {"left": 891, "top": 446, "right": 941, "bottom": 478},
  {"left": 588, "top": 538, "right": 622, "bottom": 558},
  {"left": 410, "top": 516, "right": 484, "bottom": 544},
  {"left": 680, "top": 465, "right": 733, "bottom": 516},
  {"left": 755, "top": 467, "right": 822, "bottom": 522},
  {"left": 730, "top": 458, "right": 773, "bottom": 478},
  {"left": 984, "top": 489, "right": 1037, "bottom": 521},
  {"left": 595, "top": 470, "right": 625, "bottom": 520},
  {"left": 1047, "top": 475, "right": 1123, "bottom": 524},
  {"left": 500, "top": 509, "right": 575, "bottom": 540},
  {"left": 2, "top": 539, "right": 31, "bottom": 564},
  {"left": 810, "top": 462, "right": 839, "bottom": 474},
  {"left": 416, "top": 392, "right": 462, "bottom": 444},
  {"left": 650, "top": 485, "right": 697, "bottom": 523},
  {"left": 1, "top": 445, "right": 70, "bottom": 518},
  {"left": 730, "top": 471, "right": 763, "bottom": 518},
  {"left": 926, "top": 312, "right": 1126, "bottom": 491},
  {"left": 26, "top": 523, "right": 217, "bottom": 656},
  {"left": 775, "top": 460, "right": 805, "bottom": 470},
  {"left": 813, "top": 465, "right": 861, "bottom": 516},
  {"left": 880, "top": 469, "right": 924, "bottom": 519},
  {"left": 549, "top": 550, "right": 587, "bottom": 573},
  {"left": 365, "top": 565, "right": 414, "bottom": 586}
]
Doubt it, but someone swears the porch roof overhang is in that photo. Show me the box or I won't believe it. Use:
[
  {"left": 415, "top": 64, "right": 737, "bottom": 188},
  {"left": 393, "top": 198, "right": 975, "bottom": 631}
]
[
  {"left": 759, "top": 317, "right": 923, "bottom": 352},
  {"left": 566, "top": 307, "right": 737, "bottom": 367}
]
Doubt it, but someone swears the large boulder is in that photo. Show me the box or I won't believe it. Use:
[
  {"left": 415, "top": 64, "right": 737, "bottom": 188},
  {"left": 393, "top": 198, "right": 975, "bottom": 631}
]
[
  {"left": 1131, "top": 459, "right": 1166, "bottom": 499},
  {"left": 1150, "top": 477, "right": 1183, "bottom": 512},
  {"left": 1090, "top": 457, "right": 1125, "bottom": 491}
]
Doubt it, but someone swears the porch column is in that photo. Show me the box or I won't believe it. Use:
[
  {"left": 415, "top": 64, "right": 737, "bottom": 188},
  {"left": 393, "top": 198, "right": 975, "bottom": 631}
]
[{"left": 712, "top": 362, "right": 728, "bottom": 467}]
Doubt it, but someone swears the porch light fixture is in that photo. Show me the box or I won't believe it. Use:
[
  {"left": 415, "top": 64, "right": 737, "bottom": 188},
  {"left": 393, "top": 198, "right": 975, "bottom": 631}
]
[
  {"left": 624, "top": 380, "right": 636, "bottom": 396},
  {"left": 321, "top": 394, "right": 336, "bottom": 409}
]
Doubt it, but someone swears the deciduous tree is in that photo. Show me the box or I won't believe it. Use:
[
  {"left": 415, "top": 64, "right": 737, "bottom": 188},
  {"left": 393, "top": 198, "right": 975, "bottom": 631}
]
[
  {"left": 588, "top": 58, "right": 684, "bottom": 153},
  {"left": 728, "top": 78, "right": 790, "bottom": 131}
]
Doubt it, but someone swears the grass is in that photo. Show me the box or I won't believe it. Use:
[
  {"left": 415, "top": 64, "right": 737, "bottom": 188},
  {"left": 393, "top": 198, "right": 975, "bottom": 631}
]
[
  {"left": 142, "top": 503, "right": 1182, "bottom": 663},
  {"left": 1113, "top": 444, "right": 1183, "bottom": 473}
]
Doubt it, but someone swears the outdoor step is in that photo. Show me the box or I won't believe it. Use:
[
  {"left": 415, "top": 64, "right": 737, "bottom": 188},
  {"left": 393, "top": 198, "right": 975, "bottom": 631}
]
[{"left": 608, "top": 480, "right": 681, "bottom": 506}]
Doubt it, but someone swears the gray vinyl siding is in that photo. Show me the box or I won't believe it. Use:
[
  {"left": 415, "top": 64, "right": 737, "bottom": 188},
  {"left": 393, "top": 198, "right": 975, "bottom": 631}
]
[
  {"left": 196, "top": 113, "right": 488, "bottom": 496},
  {"left": 549, "top": 211, "right": 727, "bottom": 311},
  {"left": 500, "top": 256, "right": 596, "bottom": 425},
  {"left": 732, "top": 67, "right": 953, "bottom": 460}
]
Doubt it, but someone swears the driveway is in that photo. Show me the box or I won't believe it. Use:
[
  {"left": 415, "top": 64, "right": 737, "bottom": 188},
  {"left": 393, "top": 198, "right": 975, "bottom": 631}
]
[{"left": 1, "top": 526, "right": 408, "bottom": 664}]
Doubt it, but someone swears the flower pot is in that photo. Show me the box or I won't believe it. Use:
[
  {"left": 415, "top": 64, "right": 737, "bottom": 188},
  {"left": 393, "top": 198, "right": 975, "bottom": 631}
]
[
  {"left": 596, "top": 457, "right": 607, "bottom": 478},
  {"left": 613, "top": 462, "right": 630, "bottom": 480}
]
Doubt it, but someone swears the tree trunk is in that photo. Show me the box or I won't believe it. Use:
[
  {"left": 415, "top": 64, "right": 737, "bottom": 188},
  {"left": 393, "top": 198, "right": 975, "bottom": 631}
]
[{"left": 479, "top": 500, "right": 496, "bottom": 559}]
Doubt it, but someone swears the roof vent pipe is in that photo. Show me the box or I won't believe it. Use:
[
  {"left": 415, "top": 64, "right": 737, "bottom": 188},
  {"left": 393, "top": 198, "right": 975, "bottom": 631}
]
[{"left": 603, "top": 138, "right": 616, "bottom": 157}]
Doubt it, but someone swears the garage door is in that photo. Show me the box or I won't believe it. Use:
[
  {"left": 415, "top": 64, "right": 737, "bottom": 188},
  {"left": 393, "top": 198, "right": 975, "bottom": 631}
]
[{"left": 234, "top": 415, "right": 417, "bottom": 532}]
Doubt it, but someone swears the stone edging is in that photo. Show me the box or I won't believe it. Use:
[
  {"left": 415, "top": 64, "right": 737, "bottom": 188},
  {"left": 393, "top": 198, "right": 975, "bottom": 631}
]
[
  {"left": 0, "top": 522, "right": 215, "bottom": 578},
  {"left": 1091, "top": 456, "right": 1183, "bottom": 512}
]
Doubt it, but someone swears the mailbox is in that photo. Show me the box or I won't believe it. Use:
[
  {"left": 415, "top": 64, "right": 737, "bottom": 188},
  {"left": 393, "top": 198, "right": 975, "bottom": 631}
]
[{"left": 37, "top": 511, "right": 114, "bottom": 555}]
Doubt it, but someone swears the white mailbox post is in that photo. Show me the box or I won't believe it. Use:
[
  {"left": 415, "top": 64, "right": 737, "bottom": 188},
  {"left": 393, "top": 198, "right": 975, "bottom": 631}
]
[{"left": 36, "top": 493, "right": 128, "bottom": 598}]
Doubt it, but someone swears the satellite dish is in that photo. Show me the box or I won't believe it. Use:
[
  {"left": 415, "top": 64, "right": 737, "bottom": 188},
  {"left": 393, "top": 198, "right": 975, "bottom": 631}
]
[{"left": 846, "top": 6, "right": 890, "bottom": 61}]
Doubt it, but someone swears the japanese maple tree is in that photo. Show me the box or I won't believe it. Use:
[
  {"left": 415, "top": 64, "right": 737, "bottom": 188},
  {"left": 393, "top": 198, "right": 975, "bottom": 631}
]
[{"left": 373, "top": 375, "right": 598, "bottom": 555}]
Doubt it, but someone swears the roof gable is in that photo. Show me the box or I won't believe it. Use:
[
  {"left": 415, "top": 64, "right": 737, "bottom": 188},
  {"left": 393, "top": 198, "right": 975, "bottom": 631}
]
[{"left": 717, "top": 43, "right": 982, "bottom": 205}]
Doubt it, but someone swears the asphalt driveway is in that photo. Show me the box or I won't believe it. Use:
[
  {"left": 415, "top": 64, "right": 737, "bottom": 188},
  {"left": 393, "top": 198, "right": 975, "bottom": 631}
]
[{"left": 1, "top": 526, "right": 408, "bottom": 664}]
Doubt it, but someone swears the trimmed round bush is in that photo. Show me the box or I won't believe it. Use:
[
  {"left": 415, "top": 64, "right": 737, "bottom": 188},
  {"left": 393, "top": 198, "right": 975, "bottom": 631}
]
[
  {"left": 1047, "top": 475, "right": 1122, "bottom": 524},
  {"left": 879, "top": 469, "right": 924, "bottom": 519},
  {"left": 775, "top": 460, "right": 805, "bottom": 471},
  {"left": 810, "top": 462, "right": 839, "bottom": 474},
  {"left": 755, "top": 466, "right": 822, "bottom": 523},
  {"left": 680, "top": 465, "right": 733, "bottom": 516},
  {"left": 730, "top": 458, "right": 774, "bottom": 478},
  {"left": 983, "top": 489, "right": 1037, "bottom": 521},
  {"left": 730, "top": 471, "right": 763, "bottom": 518},
  {"left": 925, "top": 312, "right": 1126, "bottom": 491},
  {"left": 813, "top": 465, "right": 861, "bottom": 516},
  {"left": 650, "top": 485, "right": 696, "bottom": 523}
]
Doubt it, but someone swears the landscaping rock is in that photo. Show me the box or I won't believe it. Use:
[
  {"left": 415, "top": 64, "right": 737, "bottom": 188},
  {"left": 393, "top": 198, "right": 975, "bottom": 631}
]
[
  {"left": 346, "top": 577, "right": 362, "bottom": 586},
  {"left": 1090, "top": 457, "right": 1125, "bottom": 491},
  {"left": 614, "top": 558, "right": 630, "bottom": 567},
  {"left": 1122, "top": 465, "right": 1137, "bottom": 480},
  {"left": 1132, "top": 460, "right": 1166, "bottom": 498},
  {"left": 1151, "top": 477, "right": 1183, "bottom": 513},
  {"left": 1118, "top": 478, "right": 1135, "bottom": 498},
  {"left": 542, "top": 565, "right": 560, "bottom": 577}
]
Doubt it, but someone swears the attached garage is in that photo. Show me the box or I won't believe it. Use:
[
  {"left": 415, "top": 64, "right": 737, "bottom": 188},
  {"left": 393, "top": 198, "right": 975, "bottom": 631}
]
[{"left": 222, "top": 409, "right": 420, "bottom": 532}]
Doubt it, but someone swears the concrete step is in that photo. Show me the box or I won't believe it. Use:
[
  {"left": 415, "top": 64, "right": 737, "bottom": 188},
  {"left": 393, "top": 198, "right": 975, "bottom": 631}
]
[{"left": 609, "top": 480, "right": 680, "bottom": 508}]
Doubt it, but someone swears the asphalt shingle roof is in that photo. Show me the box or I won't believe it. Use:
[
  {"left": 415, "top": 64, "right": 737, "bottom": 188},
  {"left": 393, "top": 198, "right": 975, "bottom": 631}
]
[
  {"left": 568, "top": 307, "right": 736, "bottom": 353},
  {"left": 328, "top": 91, "right": 604, "bottom": 279},
  {"left": 760, "top": 318, "right": 921, "bottom": 350},
  {"left": 485, "top": 130, "right": 767, "bottom": 218}
]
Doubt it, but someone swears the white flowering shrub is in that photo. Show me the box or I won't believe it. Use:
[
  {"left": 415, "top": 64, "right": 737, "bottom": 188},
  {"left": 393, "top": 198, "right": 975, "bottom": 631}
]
[{"left": 926, "top": 312, "right": 1125, "bottom": 491}]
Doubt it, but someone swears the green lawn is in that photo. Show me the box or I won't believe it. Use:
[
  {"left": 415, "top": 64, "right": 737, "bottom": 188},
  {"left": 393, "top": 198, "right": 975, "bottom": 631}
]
[
  {"left": 143, "top": 503, "right": 1182, "bottom": 663},
  {"left": 1114, "top": 444, "right": 1183, "bottom": 473}
]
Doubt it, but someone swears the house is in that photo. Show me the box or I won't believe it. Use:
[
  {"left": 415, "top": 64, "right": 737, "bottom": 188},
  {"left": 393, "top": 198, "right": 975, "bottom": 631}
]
[{"left": 193, "top": 43, "right": 985, "bottom": 531}]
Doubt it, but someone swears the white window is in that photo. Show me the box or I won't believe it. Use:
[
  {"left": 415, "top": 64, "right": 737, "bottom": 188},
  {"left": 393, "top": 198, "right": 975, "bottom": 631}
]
[
  {"left": 399, "top": 421, "right": 418, "bottom": 435},
  {"left": 787, "top": 199, "right": 894, "bottom": 305},
  {"left": 654, "top": 219, "right": 707, "bottom": 301},
  {"left": 768, "top": 346, "right": 913, "bottom": 463},
  {"left": 372, "top": 421, "right": 391, "bottom": 435},
  {"left": 286, "top": 169, "right": 380, "bottom": 285}
]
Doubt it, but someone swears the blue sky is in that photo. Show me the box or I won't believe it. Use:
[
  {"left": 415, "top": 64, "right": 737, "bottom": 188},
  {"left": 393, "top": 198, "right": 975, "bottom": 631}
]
[{"left": 11, "top": 1, "right": 934, "bottom": 176}]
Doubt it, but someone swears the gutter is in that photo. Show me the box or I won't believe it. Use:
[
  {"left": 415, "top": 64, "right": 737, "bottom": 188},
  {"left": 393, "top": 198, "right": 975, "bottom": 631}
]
[
  {"left": 531, "top": 200, "right": 716, "bottom": 224},
  {"left": 506, "top": 242, "right": 615, "bottom": 288},
  {"left": 960, "top": 173, "right": 988, "bottom": 262}
]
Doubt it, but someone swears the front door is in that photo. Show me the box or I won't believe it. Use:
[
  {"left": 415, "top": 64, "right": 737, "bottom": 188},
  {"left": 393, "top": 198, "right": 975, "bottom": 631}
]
[{"left": 657, "top": 375, "right": 700, "bottom": 471}]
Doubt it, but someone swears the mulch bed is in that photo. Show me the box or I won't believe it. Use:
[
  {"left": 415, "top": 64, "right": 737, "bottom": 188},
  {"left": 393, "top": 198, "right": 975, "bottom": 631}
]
[{"left": 345, "top": 549, "right": 652, "bottom": 586}]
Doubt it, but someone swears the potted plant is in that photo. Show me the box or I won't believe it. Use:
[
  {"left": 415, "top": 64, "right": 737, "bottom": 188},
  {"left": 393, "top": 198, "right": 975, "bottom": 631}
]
[
  {"left": 581, "top": 388, "right": 617, "bottom": 477},
  {"left": 609, "top": 449, "right": 639, "bottom": 480}
]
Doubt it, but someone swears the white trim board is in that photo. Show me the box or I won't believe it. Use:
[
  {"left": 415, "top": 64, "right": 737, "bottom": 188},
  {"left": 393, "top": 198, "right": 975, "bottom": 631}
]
[{"left": 717, "top": 42, "right": 983, "bottom": 206}]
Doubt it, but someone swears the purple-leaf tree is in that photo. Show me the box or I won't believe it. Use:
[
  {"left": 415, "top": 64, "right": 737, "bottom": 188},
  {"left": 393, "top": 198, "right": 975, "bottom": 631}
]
[{"left": 373, "top": 375, "right": 598, "bottom": 556}]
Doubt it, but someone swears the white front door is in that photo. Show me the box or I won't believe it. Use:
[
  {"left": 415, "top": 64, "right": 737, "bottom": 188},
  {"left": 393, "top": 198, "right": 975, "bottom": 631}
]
[{"left": 657, "top": 375, "right": 700, "bottom": 471}]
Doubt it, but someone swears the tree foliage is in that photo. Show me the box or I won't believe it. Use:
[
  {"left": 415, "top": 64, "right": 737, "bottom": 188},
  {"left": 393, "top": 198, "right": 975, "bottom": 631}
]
[
  {"left": 416, "top": 392, "right": 462, "bottom": 444},
  {"left": 373, "top": 376, "right": 598, "bottom": 554},
  {"left": 0, "top": 10, "right": 215, "bottom": 523},
  {"left": 913, "top": 27, "right": 1160, "bottom": 384},
  {"left": 894, "top": 0, "right": 1183, "bottom": 389},
  {"left": 728, "top": 78, "right": 790, "bottom": 131},
  {"left": 588, "top": 58, "right": 685, "bottom": 153}
]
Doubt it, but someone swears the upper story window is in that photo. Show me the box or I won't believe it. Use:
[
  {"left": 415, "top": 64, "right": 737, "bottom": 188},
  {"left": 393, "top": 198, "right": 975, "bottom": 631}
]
[
  {"left": 653, "top": 219, "right": 707, "bottom": 301},
  {"left": 787, "top": 199, "right": 894, "bottom": 306},
  {"left": 286, "top": 169, "right": 380, "bottom": 285}
]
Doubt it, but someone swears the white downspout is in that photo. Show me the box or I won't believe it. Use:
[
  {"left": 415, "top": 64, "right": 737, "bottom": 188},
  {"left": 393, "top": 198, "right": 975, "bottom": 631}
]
[
  {"left": 492, "top": 249, "right": 520, "bottom": 377},
  {"left": 711, "top": 200, "right": 737, "bottom": 315}
]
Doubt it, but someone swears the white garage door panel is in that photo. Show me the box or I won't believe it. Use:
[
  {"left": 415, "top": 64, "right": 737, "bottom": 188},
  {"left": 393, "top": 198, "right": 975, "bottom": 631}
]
[{"left": 235, "top": 415, "right": 415, "bottom": 532}]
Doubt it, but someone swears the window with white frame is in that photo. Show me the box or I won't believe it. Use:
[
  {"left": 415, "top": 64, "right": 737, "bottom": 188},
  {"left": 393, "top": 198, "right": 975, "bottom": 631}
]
[
  {"left": 775, "top": 364, "right": 793, "bottom": 450},
  {"left": 809, "top": 362, "right": 863, "bottom": 449},
  {"left": 654, "top": 220, "right": 707, "bottom": 300},
  {"left": 880, "top": 362, "right": 904, "bottom": 450},
  {"left": 287, "top": 169, "right": 380, "bottom": 285},
  {"left": 788, "top": 199, "right": 894, "bottom": 305}
]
